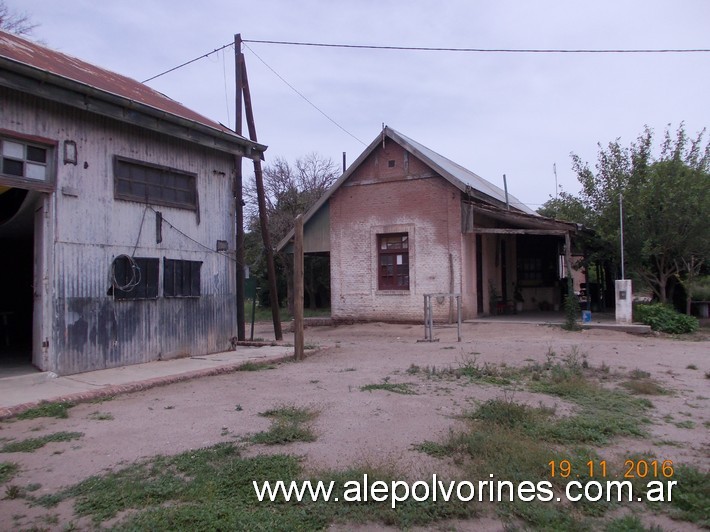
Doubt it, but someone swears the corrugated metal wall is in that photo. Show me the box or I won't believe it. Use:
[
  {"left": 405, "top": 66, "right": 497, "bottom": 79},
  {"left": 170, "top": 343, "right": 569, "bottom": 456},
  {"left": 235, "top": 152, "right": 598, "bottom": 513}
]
[{"left": 3, "top": 88, "right": 239, "bottom": 375}]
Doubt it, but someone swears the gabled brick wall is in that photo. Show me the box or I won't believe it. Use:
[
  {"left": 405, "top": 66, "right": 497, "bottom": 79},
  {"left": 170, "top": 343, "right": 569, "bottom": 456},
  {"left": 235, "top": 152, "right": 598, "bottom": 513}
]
[{"left": 329, "top": 139, "right": 470, "bottom": 321}]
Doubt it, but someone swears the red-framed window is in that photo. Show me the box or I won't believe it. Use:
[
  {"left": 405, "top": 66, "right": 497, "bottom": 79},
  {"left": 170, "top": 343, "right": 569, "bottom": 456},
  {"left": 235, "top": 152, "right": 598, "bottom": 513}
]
[{"left": 378, "top": 233, "right": 409, "bottom": 290}]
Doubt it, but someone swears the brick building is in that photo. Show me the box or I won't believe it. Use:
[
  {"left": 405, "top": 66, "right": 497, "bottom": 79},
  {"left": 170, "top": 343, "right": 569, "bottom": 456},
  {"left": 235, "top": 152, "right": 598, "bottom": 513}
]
[{"left": 278, "top": 127, "right": 579, "bottom": 322}]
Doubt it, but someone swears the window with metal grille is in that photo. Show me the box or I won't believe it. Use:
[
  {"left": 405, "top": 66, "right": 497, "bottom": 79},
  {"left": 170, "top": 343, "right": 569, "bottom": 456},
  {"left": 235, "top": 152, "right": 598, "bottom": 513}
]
[
  {"left": 111, "top": 256, "right": 159, "bottom": 300},
  {"left": 1, "top": 137, "right": 49, "bottom": 181},
  {"left": 164, "top": 258, "right": 202, "bottom": 297},
  {"left": 114, "top": 156, "right": 197, "bottom": 210},
  {"left": 378, "top": 233, "right": 409, "bottom": 290}
]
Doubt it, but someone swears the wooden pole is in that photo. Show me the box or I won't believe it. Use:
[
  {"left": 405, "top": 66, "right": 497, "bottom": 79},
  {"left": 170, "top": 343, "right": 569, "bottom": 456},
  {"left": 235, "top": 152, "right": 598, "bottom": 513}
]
[
  {"left": 565, "top": 231, "right": 575, "bottom": 309},
  {"left": 241, "top": 54, "right": 283, "bottom": 340},
  {"left": 294, "top": 214, "right": 304, "bottom": 360},
  {"left": 234, "top": 34, "right": 245, "bottom": 341}
]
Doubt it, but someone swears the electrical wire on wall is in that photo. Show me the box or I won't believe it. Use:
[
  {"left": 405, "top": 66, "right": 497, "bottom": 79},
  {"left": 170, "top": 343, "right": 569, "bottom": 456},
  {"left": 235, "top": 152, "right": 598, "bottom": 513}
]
[
  {"left": 146, "top": 206, "right": 239, "bottom": 263},
  {"left": 110, "top": 254, "right": 142, "bottom": 292},
  {"left": 109, "top": 205, "right": 149, "bottom": 295}
]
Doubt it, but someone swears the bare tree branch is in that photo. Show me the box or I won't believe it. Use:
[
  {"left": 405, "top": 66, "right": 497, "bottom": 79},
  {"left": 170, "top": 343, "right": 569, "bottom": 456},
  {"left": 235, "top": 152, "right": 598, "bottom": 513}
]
[{"left": 0, "top": 1, "right": 38, "bottom": 36}]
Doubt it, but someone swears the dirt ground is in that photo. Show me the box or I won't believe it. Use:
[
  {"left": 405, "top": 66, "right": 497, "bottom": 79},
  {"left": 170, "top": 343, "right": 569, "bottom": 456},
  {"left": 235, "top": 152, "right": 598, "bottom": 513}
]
[{"left": 0, "top": 320, "right": 708, "bottom": 530}]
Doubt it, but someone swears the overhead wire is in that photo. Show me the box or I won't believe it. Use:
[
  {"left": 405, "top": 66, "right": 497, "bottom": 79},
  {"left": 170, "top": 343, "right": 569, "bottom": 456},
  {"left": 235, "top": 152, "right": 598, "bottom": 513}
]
[
  {"left": 146, "top": 206, "right": 238, "bottom": 263},
  {"left": 140, "top": 38, "right": 709, "bottom": 208},
  {"left": 241, "top": 39, "right": 710, "bottom": 54},
  {"left": 241, "top": 42, "right": 367, "bottom": 146},
  {"left": 141, "top": 41, "right": 233, "bottom": 83},
  {"left": 141, "top": 37, "right": 709, "bottom": 147}
]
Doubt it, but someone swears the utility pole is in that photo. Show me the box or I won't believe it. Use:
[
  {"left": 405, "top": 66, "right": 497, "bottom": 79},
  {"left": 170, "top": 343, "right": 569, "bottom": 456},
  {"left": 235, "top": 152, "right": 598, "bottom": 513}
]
[
  {"left": 294, "top": 214, "right": 304, "bottom": 360},
  {"left": 234, "top": 34, "right": 245, "bottom": 340},
  {"left": 241, "top": 53, "right": 283, "bottom": 340},
  {"left": 619, "top": 193, "right": 625, "bottom": 280}
]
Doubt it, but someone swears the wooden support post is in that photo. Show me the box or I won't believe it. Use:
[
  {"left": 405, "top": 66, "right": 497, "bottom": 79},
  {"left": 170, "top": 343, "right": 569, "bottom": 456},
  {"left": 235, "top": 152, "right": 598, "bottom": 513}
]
[
  {"left": 241, "top": 54, "right": 283, "bottom": 340},
  {"left": 294, "top": 214, "right": 304, "bottom": 361},
  {"left": 565, "top": 231, "right": 575, "bottom": 308},
  {"left": 234, "top": 34, "right": 245, "bottom": 341}
]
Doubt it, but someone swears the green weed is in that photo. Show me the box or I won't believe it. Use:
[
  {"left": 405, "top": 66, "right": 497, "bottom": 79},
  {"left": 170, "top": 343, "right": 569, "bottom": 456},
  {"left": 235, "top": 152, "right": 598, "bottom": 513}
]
[
  {"left": 621, "top": 379, "right": 669, "bottom": 395},
  {"left": 88, "top": 411, "right": 114, "bottom": 421},
  {"left": 236, "top": 361, "right": 276, "bottom": 371},
  {"left": 16, "top": 402, "right": 74, "bottom": 420},
  {"left": 673, "top": 420, "right": 696, "bottom": 429},
  {"left": 360, "top": 382, "right": 417, "bottom": 395},
  {"left": 666, "top": 465, "right": 710, "bottom": 526},
  {"left": 32, "top": 443, "right": 475, "bottom": 529},
  {"left": 250, "top": 405, "right": 318, "bottom": 445},
  {"left": 0, "top": 461, "right": 19, "bottom": 484},
  {"left": 0, "top": 432, "right": 83, "bottom": 453}
]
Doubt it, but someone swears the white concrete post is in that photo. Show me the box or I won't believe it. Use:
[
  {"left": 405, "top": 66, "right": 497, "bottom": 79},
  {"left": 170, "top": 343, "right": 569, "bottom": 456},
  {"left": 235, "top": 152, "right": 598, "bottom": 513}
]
[{"left": 615, "top": 279, "right": 633, "bottom": 324}]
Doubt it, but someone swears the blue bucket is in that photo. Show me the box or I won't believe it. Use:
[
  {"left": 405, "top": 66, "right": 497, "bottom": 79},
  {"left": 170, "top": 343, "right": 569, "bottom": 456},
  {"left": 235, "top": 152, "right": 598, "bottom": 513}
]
[{"left": 581, "top": 310, "right": 592, "bottom": 323}]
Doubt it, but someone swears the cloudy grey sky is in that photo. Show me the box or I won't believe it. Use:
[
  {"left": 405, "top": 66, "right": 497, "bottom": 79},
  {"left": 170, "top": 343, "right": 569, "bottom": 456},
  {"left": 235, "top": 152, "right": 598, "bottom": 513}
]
[{"left": 9, "top": 0, "right": 710, "bottom": 209}]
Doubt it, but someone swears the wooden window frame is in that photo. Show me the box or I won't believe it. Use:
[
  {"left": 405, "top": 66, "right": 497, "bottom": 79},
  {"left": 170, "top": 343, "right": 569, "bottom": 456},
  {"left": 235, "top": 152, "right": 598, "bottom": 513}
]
[
  {"left": 0, "top": 133, "right": 55, "bottom": 192},
  {"left": 377, "top": 233, "right": 410, "bottom": 290},
  {"left": 114, "top": 156, "right": 198, "bottom": 211}
]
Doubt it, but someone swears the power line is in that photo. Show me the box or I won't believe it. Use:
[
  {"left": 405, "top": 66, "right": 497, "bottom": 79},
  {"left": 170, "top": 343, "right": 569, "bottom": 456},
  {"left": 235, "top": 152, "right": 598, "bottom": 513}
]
[
  {"left": 141, "top": 40, "right": 367, "bottom": 146},
  {"left": 142, "top": 37, "right": 710, "bottom": 84},
  {"left": 243, "top": 42, "right": 367, "bottom": 146},
  {"left": 242, "top": 39, "right": 710, "bottom": 54},
  {"left": 142, "top": 41, "right": 233, "bottom": 83}
]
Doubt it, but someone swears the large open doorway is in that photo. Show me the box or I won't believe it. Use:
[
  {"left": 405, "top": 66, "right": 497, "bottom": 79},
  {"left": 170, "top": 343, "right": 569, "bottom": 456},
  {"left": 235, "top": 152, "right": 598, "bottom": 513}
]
[{"left": 0, "top": 187, "right": 39, "bottom": 377}]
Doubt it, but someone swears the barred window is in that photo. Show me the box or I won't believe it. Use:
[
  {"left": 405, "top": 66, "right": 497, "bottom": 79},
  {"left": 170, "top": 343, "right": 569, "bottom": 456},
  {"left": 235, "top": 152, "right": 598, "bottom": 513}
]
[
  {"left": 114, "top": 156, "right": 197, "bottom": 210},
  {"left": 164, "top": 258, "right": 201, "bottom": 297}
]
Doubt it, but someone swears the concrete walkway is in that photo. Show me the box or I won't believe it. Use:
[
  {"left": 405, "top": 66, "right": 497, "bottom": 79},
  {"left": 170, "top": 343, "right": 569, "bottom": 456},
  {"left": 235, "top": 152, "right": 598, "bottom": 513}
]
[{"left": 0, "top": 345, "right": 295, "bottom": 419}]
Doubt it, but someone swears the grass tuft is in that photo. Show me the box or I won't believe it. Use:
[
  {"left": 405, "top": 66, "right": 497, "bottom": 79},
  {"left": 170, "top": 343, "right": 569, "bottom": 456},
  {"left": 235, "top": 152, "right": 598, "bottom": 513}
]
[
  {"left": 0, "top": 462, "right": 19, "bottom": 484},
  {"left": 236, "top": 361, "right": 276, "bottom": 371},
  {"left": 666, "top": 465, "right": 710, "bottom": 526},
  {"left": 250, "top": 405, "right": 319, "bottom": 445},
  {"left": 16, "top": 401, "right": 74, "bottom": 420},
  {"left": 0, "top": 432, "right": 84, "bottom": 453},
  {"left": 620, "top": 379, "right": 669, "bottom": 395},
  {"left": 360, "top": 382, "right": 417, "bottom": 395},
  {"left": 30, "top": 443, "right": 476, "bottom": 529}
]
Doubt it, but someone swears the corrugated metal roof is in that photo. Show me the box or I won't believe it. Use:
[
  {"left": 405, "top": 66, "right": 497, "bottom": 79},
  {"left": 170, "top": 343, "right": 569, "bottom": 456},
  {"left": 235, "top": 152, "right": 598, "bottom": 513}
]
[
  {"left": 387, "top": 128, "right": 536, "bottom": 215},
  {"left": 0, "top": 30, "right": 255, "bottom": 147},
  {"left": 277, "top": 127, "right": 544, "bottom": 251}
]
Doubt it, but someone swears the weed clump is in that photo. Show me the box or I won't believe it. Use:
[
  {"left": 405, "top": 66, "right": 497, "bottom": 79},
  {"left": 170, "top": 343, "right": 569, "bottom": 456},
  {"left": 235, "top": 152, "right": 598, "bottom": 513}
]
[
  {"left": 250, "top": 405, "right": 319, "bottom": 445},
  {"left": 0, "top": 432, "right": 83, "bottom": 453},
  {"left": 16, "top": 401, "right": 74, "bottom": 420}
]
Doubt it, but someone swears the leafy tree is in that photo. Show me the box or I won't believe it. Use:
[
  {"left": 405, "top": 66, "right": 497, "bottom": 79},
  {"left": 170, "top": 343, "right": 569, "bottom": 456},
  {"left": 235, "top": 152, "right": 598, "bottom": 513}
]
[
  {"left": 537, "top": 189, "right": 590, "bottom": 224},
  {"left": 245, "top": 153, "right": 339, "bottom": 311},
  {"left": 0, "top": 1, "right": 37, "bottom": 35},
  {"left": 570, "top": 124, "right": 709, "bottom": 304}
]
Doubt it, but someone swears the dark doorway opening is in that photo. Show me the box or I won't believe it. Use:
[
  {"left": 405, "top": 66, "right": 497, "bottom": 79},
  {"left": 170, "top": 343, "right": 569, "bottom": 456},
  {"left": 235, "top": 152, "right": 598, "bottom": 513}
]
[{"left": 0, "top": 187, "right": 37, "bottom": 376}]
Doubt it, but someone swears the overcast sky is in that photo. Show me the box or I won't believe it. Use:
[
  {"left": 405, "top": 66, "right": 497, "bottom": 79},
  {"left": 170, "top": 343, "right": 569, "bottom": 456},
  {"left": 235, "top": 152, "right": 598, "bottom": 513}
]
[{"left": 9, "top": 0, "right": 710, "bottom": 209}]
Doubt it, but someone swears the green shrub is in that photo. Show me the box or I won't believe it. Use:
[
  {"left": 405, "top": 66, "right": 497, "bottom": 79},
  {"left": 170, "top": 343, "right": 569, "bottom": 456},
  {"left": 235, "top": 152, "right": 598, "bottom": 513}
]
[
  {"left": 635, "top": 303, "right": 699, "bottom": 334},
  {"left": 687, "top": 276, "right": 710, "bottom": 301}
]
